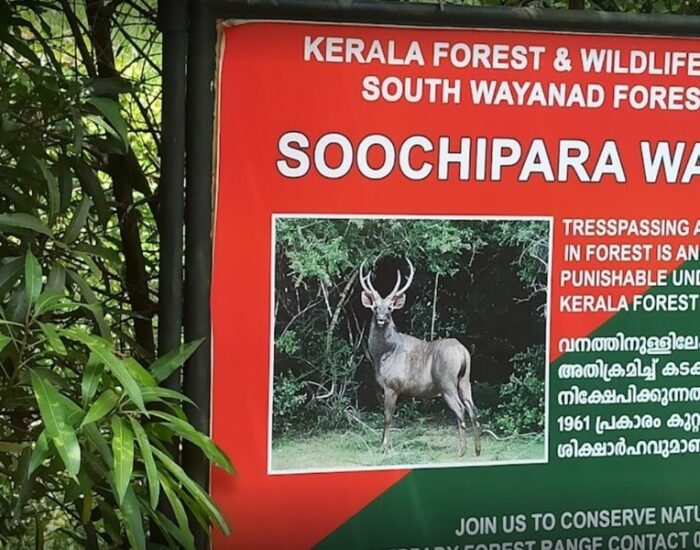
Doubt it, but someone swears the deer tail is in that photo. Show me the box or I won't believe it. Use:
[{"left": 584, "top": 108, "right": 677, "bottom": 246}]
[{"left": 457, "top": 347, "right": 472, "bottom": 408}]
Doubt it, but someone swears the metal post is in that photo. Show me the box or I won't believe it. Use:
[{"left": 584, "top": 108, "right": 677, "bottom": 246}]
[
  {"left": 158, "top": 0, "right": 188, "bottom": 379},
  {"left": 157, "top": 0, "right": 188, "bottom": 543},
  {"left": 184, "top": 0, "right": 216, "bottom": 548}
]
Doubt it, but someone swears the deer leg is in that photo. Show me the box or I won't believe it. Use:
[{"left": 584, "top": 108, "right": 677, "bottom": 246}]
[
  {"left": 442, "top": 391, "right": 467, "bottom": 457},
  {"left": 381, "top": 389, "right": 398, "bottom": 451},
  {"left": 459, "top": 379, "right": 481, "bottom": 457}
]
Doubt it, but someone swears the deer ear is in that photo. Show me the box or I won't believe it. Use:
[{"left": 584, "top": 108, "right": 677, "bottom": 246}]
[
  {"left": 392, "top": 293, "right": 406, "bottom": 310},
  {"left": 361, "top": 291, "right": 375, "bottom": 309}
]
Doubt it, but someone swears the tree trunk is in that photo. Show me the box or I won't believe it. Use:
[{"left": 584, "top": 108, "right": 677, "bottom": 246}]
[
  {"left": 86, "top": 0, "right": 155, "bottom": 357},
  {"left": 430, "top": 272, "right": 439, "bottom": 340}
]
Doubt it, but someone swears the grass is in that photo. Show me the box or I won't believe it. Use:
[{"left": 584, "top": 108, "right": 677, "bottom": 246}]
[{"left": 271, "top": 416, "right": 545, "bottom": 472}]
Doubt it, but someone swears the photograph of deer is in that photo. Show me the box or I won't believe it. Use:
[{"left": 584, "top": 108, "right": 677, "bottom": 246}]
[
  {"left": 270, "top": 216, "right": 549, "bottom": 473},
  {"left": 360, "top": 258, "right": 481, "bottom": 457}
]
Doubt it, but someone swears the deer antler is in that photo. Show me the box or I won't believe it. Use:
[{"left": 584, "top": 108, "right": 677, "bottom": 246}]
[
  {"left": 359, "top": 260, "right": 380, "bottom": 298},
  {"left": 389, "top": 258, "right": 415, "bottom": 298}
]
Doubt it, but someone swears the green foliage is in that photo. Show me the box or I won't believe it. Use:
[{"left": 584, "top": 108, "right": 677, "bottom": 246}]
[
  {"left": 495, "top": 345, "right": 546, "bottom": 435},
  {"left": 272, "top": 373, "right": 308, "bottom": 435},
  {"left": 0, "top": 1, "right": 232, "bottom": 547}
]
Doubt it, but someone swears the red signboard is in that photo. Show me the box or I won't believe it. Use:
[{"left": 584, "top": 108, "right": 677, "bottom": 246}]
[{"left": 212, "top": 20, "right": 700, "bottom": 550}]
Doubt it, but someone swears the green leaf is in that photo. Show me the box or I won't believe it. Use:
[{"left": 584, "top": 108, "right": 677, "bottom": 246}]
[
  {"left": 57, "top": 392, "right": 84, "bottom": 428},
  {"left": 130, "top": 419, "right": 159, "bottom": 509},
  {"left": 73, "top": 243, "right": 120, "bottom": 266},
  {"left": 83, "top": 423, "right": 112, "bottom": 464},
  {"left": 111, "top": 416, "right": 134, "bottom": 506},
  {"left": 149, "top": 510, "right": 192, "bottom": 550},
  {"left": 86, "top": 97, "right": 129, "bottom": 151},
  {"left": 141, "top": 386, "right": 196, "bottom": 407},
  {"left": 97, "top": 499, "right": 123, "bottom": 545},
  {"left": 0, "top": 257, "right": 23, "bottom": 295},
  {"left": 71, "top": 106, "right": 84, "bottom": 155},
  {"left": 73, "top": 161, "right": 109, "bottom": 225},
  {"left": 34, "top": 291, "right": 67, "bottom": 316},
  {"left": 120, "top": 486, "right": 146, "bottom": 550},
  {"left": 0, "top": 334, "right": 11, "bottom": 355},
  {"left": 45, "top": 262, "right": 66, "bottom": 294},
  {"left": 124, "top": 357, "right": 155, "bottom": 388},
  {"left": 150, "top": 411, "right": 234, "bottom": 474},
  {"left": 57, "top": 158, "right": 74, "bottom": 213},
  {"left": 12, "top": 447, "right": 32, "bottom": 519},
  {"left": 93, "top": 346, "right": 145, "bottom": 412},
  {"left": 40, "top": 322, "right": 66, "bottom": 355},
  {"left": 0, "top": 213, "right": 53, "bottom": 237},
  {"left": 81, "top": 390, "right": 118, "bottom": 427},
  {"left": 150, "top": 339, "right": 203, "bottom": 383},
  {"left": 83, "top": 77, "right": 133, "bottom": 97},
  {"left": 34, "top": 158, "right": 59, "bottom": 224},
  {"left": 24, "top": 250, "right": 42, "bottom": 306},
  {"left": 159, "top": 474, "right": 195, "bottom": 550},
  {"left": 63, "top": 195, "right": 92, "bottom": 244},
  {"left": 65, "top": 269, "right": 110, "bottom": 338},
  {"left": 81, "top": 353, "right": 104, "bottom": 406},
  {"left": 30, "top": 370, "right": 81, "bottom": 476},
  {"left": 28, "top": 431, "right": 50, "bottom": 475},
  {"left": 152, "top": 446, "right": 230, "bottom": 535},
  {"left": 0, "top": 29, "right": 40, "bottom": 64}
]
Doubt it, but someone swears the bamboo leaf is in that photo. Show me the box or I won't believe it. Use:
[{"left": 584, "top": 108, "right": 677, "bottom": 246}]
[
  {"left": 34, "top": 158, "right": 59, "bottom": 224},
  {"left": 81, "top": 390, "right": 118, "bottom": 427},
  {"left": 83, "top": 77, "right": 132, "bottom": 97},
  {"left": 73, "top": 161, "right": 109, "bottom": 225},
  {"left": 81, "top": 353, "right": 103, "bottom": 406},
  {"left": 30, "top": 370, "right": 81, "bottom": 476},
  {"left": 12, "top": 447, "right": 32, "bottom": 519},
  {"left": 86, "top": 97, "right": 129, "bottom": 151},
  {"left": 119, "top": 486, "right": 146, "bottom": 550},
  {"left": 111, "top": 416, "right": 134, "bottom": 506},
  {"left": 92, "top": 346, "right": 145, "bottom": 412},
  {"left": 65, "top": 269, "right": 110, "bottom": 338},
  {"left": 83, "top": 423, "right": 111, "bottom": 464},
  {"left": 0, "top": 334, "right": 11, "bottom": 355},
  {"left": 45, "top": 262, "right": 66, "bottom": 294},
  {"left": 159, "top": 474, "right": 195, "bottom": 550},
  {"left": 28, "top": 431, "right": 50, "bottom": 475},
  {"left": 34, "top": 291, "right": 67, "bottom": 316},
  {"left": 152, "top": 446, "right": 230, "bottom": 535},
  {"left": 57, "top": 392, "right": 84, "bottom": 428},
  {"left": 0, "top": 257, "right": 23, "bottom": 295},
  {"left": 24, "top": 250, "right": 42, "bottom": 306},
  {"left": 63, "top": 195, "right": 92, "bottom": 244},
  {"left": 150, "top": 411, "right": 233, "bottom": 474},
  {"left": 150, "top": 339, "right": 203, "bottom": 383},
  {"left": 124, "top": 357, "right": 155, "bottom": 388},
  {"left": 0, "top": 213, "right": 53, "bottom": 237},
  {"left": 149, "top": 510, "right": 192, "bottom": 550},
  {"left": 40, "top": 322, "right": 66, "bottom": 355},
  {"left": 141, "top": 387, "right": 196, "bottom": 407},
  {"left": 129, "top": 419, "right": 159, "bottom": 509},
  {"left": 72, "top": 106, "right": 84, "bottom": 155},
  {"left": 1, "top": 29, "right": 40, "bottom": 64}
]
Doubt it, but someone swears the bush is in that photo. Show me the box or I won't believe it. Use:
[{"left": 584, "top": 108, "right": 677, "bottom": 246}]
[
  {"left": 495, "top": 345, "right": 545, "bottom": 435},
  {"left": 272, "top": 374, "right": 308, "bottom": 435}
]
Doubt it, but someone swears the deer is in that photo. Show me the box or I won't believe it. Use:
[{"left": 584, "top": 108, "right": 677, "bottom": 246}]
[{"left": 360, "top": 258, "right": 481, "bottom": 457}]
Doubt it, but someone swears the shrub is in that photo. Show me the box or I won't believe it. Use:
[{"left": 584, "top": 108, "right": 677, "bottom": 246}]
[
  {"left": 272, "top": 374, "right": 308, "bottom": 435},
  {"left": 495, "top": 345, "right": 545, "bottom": 435}
]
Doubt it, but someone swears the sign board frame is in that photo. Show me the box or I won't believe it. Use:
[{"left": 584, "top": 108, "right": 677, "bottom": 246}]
[{"left": 180, "top": 1, "right": 700, "bottom": 547}]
